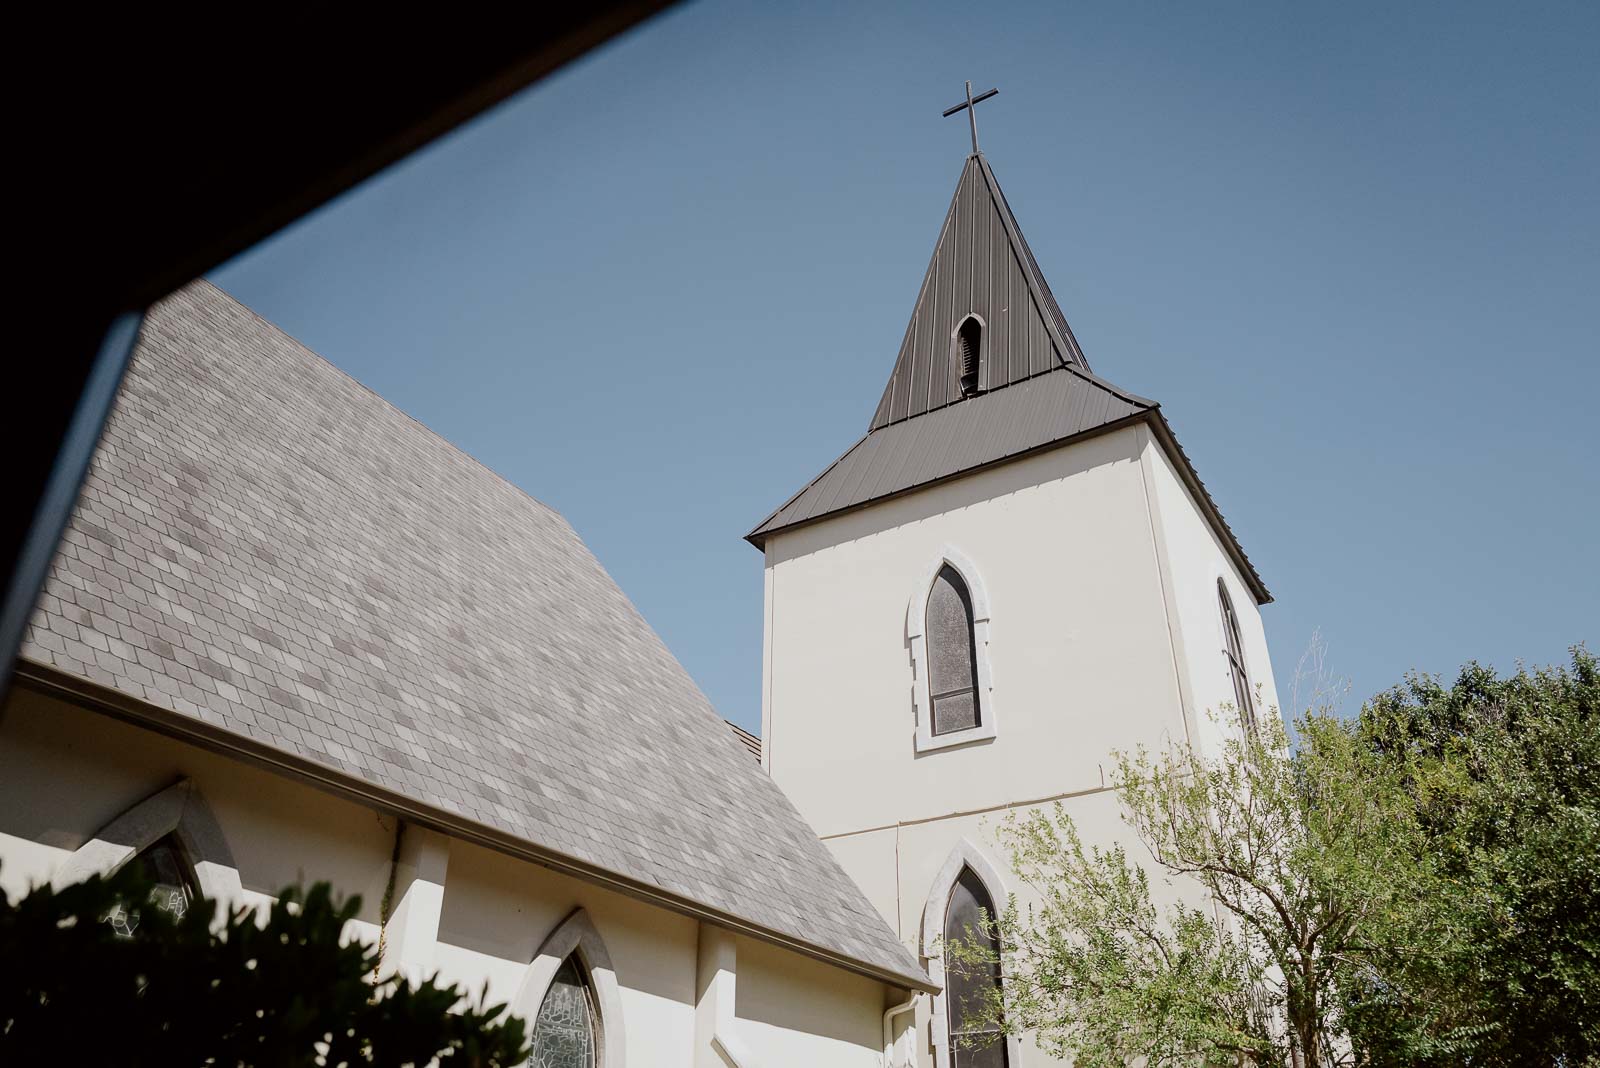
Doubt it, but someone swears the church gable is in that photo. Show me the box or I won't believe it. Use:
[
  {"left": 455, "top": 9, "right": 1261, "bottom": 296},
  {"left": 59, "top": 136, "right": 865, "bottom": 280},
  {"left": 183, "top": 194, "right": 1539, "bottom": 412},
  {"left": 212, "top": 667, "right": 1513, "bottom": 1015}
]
[{"left": 870, "top": 155, "right": 1090, "bottom": 430}]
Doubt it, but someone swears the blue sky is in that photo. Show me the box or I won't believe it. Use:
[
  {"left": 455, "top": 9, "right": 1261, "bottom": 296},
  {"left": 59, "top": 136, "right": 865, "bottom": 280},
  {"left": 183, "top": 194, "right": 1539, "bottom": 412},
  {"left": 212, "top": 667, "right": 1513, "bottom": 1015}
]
[{"left": 214, "top": 0, "right": 1597, "bottom": 732}]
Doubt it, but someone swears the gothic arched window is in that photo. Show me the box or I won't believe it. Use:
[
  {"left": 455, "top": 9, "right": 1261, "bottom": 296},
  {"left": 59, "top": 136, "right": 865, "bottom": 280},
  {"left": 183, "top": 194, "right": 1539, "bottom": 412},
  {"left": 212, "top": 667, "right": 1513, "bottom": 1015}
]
[
  {"left": 956, "top": 316, "right": 983, "bottom": 396},
  {"left": 910, "top": 550, "right": 996, "bottom": 753},
  {"left": 102, "top": 833, "right": 198, "bottom": 938},
  {"left": 529, "top": 955, "right": 598, "bottom": 1068},
  {"left": 1218, "top": 579, "right": 1255, "bottom": 730},
  {"left": 944, "top": 867, "right": 1008, "bottom": 1068},
  {"left": 516, "top": 909, "right": 622, "bottom": 1067},
  {"left": 928, "top": 564, "right": 981, "bottom": 736}
]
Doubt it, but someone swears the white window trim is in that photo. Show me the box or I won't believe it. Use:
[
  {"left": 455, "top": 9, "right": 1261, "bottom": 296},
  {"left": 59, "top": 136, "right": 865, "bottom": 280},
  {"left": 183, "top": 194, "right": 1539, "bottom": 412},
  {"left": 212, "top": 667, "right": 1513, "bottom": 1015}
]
[
  {"left": 921, "top": 839, "right": 1022, "bottom": 1068},
  {"left": 908, "top": 547, "right": 997, "bottom": 753},
  {"left": 51, "top": 778, "right": 244, "bottom": 911},
  {"left": 515, "top": 908, "right": 627, "bottom": 1067}
]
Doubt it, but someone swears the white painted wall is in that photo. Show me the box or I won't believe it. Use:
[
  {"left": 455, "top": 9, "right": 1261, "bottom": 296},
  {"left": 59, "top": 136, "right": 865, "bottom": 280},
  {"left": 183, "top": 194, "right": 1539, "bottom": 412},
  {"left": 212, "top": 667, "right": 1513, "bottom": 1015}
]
[
  {"left": 761, "top": 423, "right": 1279, "bottom": 1066},
  {"left": 0, "top": 687, "right": 907, "bottom": 1068},
  {"left": 762, "top": 427, "right": 1192, "bottom": 839},
  {"left": 733, "top": 933, "right": 886, "bottom": 1067},
  {"left": 1141, "top": 432, "right": 1282, "bottom": 759}
]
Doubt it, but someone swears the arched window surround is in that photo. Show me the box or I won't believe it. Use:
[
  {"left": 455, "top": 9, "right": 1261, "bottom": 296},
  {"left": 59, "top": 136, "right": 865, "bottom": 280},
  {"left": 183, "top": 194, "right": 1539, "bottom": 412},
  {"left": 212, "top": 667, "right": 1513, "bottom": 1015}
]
[
  {"left": 50, "top": 778, "right": 243, "bottom": 910},
  {"left": 921, "top": 840, "right": 1021, "bottom": 1068},
  {"left": 515, "top": 908, "right": 626, "bottom": 1068},
  {"left": 951, "top": 313, "right": 988, "bottom": 397},
  {"left": 908, "top": 548, "right": 996, "bottom": 753}
]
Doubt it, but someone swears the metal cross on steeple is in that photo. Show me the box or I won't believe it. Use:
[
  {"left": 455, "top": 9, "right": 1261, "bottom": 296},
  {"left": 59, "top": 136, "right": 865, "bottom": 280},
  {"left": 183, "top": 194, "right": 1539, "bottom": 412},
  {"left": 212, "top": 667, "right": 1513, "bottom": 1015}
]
[{"left": 942, "top": 80, "right": 999, "bottom": 155}]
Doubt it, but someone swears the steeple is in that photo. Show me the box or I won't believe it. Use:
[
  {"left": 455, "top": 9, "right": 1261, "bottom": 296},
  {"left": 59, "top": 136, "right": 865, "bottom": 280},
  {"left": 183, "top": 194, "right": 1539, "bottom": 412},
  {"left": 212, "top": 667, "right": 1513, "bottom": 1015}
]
[
  {"left": 870, "top": 154, "right": 1093, "bottom": 430},
  {"left": 747, "top": 149, "right": 1271, "bottom": 605}
]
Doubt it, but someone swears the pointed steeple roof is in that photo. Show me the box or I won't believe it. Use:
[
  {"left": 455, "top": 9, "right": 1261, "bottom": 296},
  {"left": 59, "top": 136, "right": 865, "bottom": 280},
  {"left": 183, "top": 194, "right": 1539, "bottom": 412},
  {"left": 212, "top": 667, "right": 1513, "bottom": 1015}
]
[
  {"left": 871, "top": 153, "right": 1095, "bottom": 429},
  {"left": 749, "top": 154, "right": 1271, "bottom": 605}
]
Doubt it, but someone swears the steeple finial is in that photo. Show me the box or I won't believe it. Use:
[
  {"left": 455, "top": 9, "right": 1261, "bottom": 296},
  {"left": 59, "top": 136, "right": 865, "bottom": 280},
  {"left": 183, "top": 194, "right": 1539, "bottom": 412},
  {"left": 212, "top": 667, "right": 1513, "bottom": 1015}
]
[{"left": 942, "top": 80, "right": 999, "bottom": 155}]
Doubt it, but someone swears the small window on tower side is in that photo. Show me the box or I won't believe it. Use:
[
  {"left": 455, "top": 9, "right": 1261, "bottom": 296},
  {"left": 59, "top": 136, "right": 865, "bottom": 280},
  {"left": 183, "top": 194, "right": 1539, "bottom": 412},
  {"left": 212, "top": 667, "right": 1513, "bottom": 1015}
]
[
  {"left": 1218, "top": 579, "right": 1256, "bottom": 732},
  {"left": 956, "top": 316, "right": 983, "bottom": 396}
]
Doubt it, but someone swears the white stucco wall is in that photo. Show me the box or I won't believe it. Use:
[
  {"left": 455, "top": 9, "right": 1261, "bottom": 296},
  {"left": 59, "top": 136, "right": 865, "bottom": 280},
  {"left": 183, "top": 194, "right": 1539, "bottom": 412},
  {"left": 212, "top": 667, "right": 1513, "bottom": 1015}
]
[
  {"left": 734, "top": 933, "right": 887, "bottom": 1067},
  {"left": 761, "top": 423, "right": 1279, "bottom": 1066},
  {"left": 0, "top": 686, "right": 392, "bottom": 948},
  {"left": 0, "top": 687, "right": 905, "bottom": 1068},
  {"left": 1140, "top": 431, "right": 1282, "bottom": 759},
  {"left": 761, "top": 426, "right": 1192, "bottom": 839}
]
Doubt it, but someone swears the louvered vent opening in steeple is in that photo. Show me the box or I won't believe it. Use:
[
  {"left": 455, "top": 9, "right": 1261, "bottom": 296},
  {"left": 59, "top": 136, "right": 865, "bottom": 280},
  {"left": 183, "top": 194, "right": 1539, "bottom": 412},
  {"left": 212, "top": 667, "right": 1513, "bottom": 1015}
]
[{"left": 956, "top": 316, "right": 982, "bottom": 396}]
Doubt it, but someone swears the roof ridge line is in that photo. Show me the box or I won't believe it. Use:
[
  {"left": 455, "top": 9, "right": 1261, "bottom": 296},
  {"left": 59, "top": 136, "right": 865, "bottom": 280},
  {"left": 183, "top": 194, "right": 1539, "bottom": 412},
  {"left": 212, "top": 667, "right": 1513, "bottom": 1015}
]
[
  {"left": 744, "top": 431, "right": 872, "bottom": 545},
  {"left": 869, "top": 361, "right": 1157, "bottom": 433},
  {"left": 196, "top": 279, "right": 569, "bottom": 525},
  {"left": 973, "top": 155, "right": 1090, "bottom": 373},
  {"left": 1056, "top": 360, "right": 1159, "bottom": 409},
  {"left": 871, "top": 159, "right": 975, "bottom": 431}
]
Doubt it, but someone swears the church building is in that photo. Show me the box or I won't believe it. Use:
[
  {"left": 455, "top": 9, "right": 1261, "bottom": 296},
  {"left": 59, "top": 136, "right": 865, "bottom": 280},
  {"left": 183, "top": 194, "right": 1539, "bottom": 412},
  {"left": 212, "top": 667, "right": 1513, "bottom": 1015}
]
[
  {"left": 1, "top": 112, "right": 1279, "bottom": 1067},
  {"left": 2, "top": 281, "right": 933, "bottom": 1067},
  {"left": 748, "top": 144, "right": 1280, "bottom": 1066}
]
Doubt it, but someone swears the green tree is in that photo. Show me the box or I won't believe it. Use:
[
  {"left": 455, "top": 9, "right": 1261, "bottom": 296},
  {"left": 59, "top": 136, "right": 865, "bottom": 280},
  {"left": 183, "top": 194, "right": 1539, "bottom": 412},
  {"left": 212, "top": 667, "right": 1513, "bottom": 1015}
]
[
  {"left": 947, "top": 705, "right": 1415, "bottom": 1067},
  {"left": 949, "top": 648, "right": 1600, "bottom": 1067},
  {"left": 0, "top": 863, "right": 529, "bottom": 1066},
  {"left": 1346, "top": 647, "right": 1600, "bottom": 1066}
]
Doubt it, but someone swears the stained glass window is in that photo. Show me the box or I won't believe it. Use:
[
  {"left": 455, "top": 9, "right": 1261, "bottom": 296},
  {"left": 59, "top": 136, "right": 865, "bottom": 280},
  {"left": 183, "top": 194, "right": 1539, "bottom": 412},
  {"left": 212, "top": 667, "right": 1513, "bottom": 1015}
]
[
  {"left": 928, "top": 565, "right": 981, "bottom": 735},
  {"left": 944, "top": 867, "right": 1007, "bottom": 1068},
  {"left": 530, "top": 956, "right": 597, "bottom": 1068},
  {"left": 101, "top": 834, "right": 197, "bottom": 938},
  {"left": 1218, "top": 580, "right": 1255, "bottom": 731}
]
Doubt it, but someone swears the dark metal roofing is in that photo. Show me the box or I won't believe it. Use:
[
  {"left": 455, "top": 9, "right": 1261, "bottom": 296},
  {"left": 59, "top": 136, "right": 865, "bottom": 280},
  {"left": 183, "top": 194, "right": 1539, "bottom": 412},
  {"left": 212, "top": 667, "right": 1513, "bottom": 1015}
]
[
  {"left": 23, "top": 281, "right": 928, "bottom": 990},
  {"left": 749, "top": 154, "right": 1272, "bottom": 606},
  {"left": 870, "top": 154, "right": 1091, "bottom": 431},
  {"left": 752, "top": 369, "right": 1151, "bottom": 536}
]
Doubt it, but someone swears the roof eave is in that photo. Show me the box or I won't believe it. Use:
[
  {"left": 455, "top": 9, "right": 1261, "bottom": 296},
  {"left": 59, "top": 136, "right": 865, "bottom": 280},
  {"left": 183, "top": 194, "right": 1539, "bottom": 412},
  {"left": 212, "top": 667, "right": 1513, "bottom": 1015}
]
[
  {"left": 745, "top": 431, "right": 872, "bottom": 550},
  {"left": 1144, "top": 412, "right": 1273, "bottom": 605},
  {"left": 747, "top": 408, "right": 1151, "bottom": 549},
  {"left": 13, "top": 657, "right": 937, "bottom": 993},
  {"left": 746, "top": 409, "right": 1271, "bottom": 607}
]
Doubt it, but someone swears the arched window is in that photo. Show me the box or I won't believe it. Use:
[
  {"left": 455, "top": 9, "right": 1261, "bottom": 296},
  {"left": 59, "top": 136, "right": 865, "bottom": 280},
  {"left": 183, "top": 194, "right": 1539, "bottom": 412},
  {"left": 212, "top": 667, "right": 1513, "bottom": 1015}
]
[
  {"left": 52, "top": 779, "right": 243, "bottom": 925},
  {"left": 102, "top": 833, "right": 199, "bottom": 937},
  {"left": 515, "top": 909, "right": 624, "bottom": 1067},
  {"left": 944, "top": 867, "right": 1007, "bottom": 1067},
  {"left": 909, "top": 549, "right": 996, "bottom": 753},
  {"left": 1218, "top": 580, "right": 1255, "bottom": 730},
  {"left": 923, "top": 842, "right": 1016, "bottom": 1068},
  {"left": 530, "top": 955, "right": 598, "bottom": 1068},
  {"left": 927, "top": 564, "right": 980, "bottom": 735},
  {"left": 956, "top": 316, "right": 983, "bottom": 396}
]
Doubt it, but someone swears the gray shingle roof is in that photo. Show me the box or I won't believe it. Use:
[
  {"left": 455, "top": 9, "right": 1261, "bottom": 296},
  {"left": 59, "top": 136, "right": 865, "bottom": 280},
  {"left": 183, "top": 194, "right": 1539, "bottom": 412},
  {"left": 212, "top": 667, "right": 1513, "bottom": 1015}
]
[
  {"left": 747, "top": 154, "right": 1271, "bottom": 605},
  {"left": 21, "top": 280, "right": 926, "bottom": 988}
]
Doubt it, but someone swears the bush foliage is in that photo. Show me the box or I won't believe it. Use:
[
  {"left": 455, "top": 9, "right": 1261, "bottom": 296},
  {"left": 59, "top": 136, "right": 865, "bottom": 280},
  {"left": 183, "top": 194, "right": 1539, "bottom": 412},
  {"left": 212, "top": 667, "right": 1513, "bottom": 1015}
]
[{"left": 0, "top": 863, "right": 528, "bottom": 1067}]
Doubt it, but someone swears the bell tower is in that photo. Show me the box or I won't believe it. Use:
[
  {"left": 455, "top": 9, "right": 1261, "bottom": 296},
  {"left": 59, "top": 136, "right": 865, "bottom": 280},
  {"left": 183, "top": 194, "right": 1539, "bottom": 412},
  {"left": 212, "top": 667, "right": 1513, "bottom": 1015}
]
[{"left": 747, "top": 100, "right": 1280, "bottom": 1066}]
